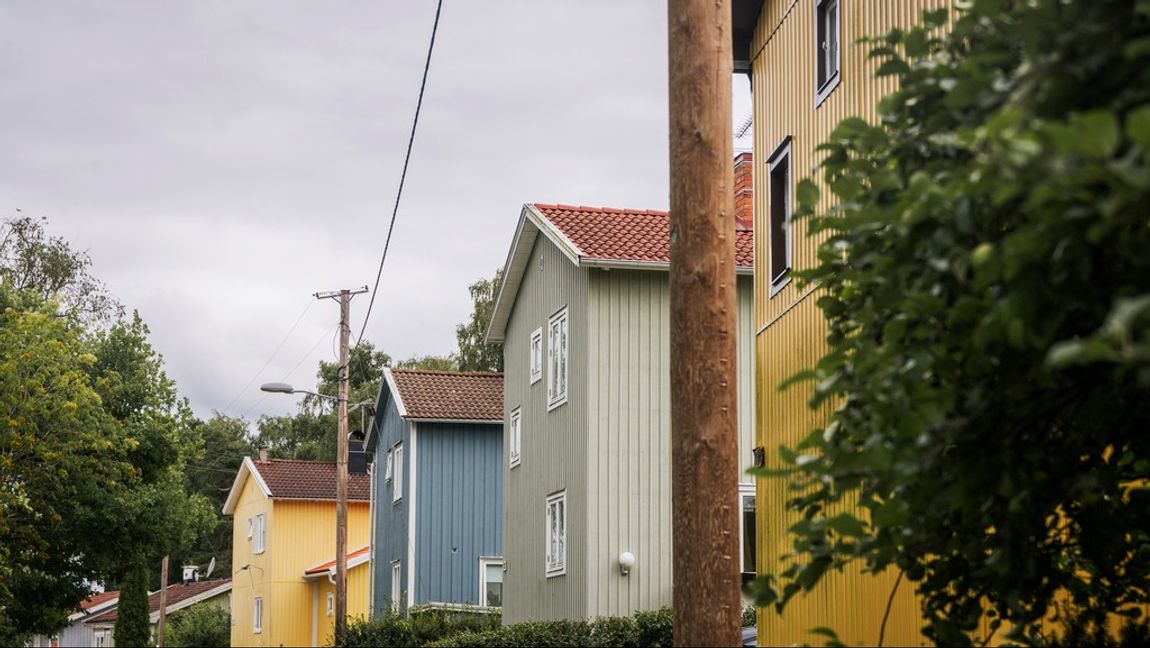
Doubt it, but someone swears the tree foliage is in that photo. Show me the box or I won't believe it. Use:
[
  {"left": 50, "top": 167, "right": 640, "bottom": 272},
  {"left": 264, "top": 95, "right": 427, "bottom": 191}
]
[
  {"left": 114, "top": 561, "right": 153, "bottom": 648},
  {"left": 166, "top": 603, "right": 230, "bottom": 648},
  {"left": 751, "top": 1, "right": 1150, "bottom": 645},
  {"left": 456, "top": 269, "right": 503, "bottom": 373}
]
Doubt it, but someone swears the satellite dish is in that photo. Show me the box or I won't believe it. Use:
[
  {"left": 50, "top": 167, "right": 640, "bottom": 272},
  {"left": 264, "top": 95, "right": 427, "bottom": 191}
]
[{"left": 205, "top": 556, "right": 216, "bottom": 579}]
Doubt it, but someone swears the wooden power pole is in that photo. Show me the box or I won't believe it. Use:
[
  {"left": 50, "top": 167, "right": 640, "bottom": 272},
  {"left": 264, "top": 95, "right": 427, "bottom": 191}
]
[
  {"left": 156, "top": 555, "right": 169, "bottom": 647},
  {"left": 316, "top": 286, "right": 367, "bottom": 643},
  {"left": 667, "top": 0, "right": 741, "bottom": 646}
]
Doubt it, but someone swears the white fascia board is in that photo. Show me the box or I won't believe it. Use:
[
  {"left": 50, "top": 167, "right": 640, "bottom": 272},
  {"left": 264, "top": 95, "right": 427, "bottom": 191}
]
[
  {"left": 582, "top": 258, "right": 754, "bottom": 276},
  {"left": 524, "top": 204, "right": 583, "bottom": 266},
  {"left": 147, "top": 581, "right": 233, "bottom": 622},
  {"left": 384, "top": 368, "right": 407, "bottom": 418},
  {"left": 364, "top": 371, "right": 389, "bottom": 452},
  {"left": 485, "top": 208, "right": 538, "bottom": 344},
  {"left": 221, "top": 457, "right": 272, "bottom": 515},
  {"left": 406, "top": 418, "right": 502, "bottom": 425}
]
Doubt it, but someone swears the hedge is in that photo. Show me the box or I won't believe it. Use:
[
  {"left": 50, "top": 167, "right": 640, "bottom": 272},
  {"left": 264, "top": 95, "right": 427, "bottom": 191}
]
[
  {"left": 428, "top": 608, "right": 674, "bottom": 648},
  {"left": 335, "top": 608, "right": 501, "bottom": 647}
]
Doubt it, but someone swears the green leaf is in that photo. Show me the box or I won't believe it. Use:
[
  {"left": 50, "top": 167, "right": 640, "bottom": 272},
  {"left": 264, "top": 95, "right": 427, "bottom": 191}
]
[
  {"left": 923, "top": 8, "right": 948, "bottom": 28},
  {"left": 1127, "top": 107, "right": 1150, "bottom": 149},
  {"left": 826, "top": 513, "right": 868, "bottom": 537},
  {"left": 796, "top": 179, "right": 821, "bottom": 209}
]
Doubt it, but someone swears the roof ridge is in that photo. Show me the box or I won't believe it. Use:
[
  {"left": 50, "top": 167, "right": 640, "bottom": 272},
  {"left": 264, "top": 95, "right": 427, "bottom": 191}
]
[
  {"left": 533, "top": 202, "right": 669, "bottom": 217},
  {"left": 391, "top": 368, "right": 504, "bottom": 377}
]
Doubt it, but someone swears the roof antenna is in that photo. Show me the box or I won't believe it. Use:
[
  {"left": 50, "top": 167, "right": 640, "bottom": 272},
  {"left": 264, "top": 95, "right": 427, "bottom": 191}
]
[{"left": 734, "top": 112, "right": 753, "bottom": 140}]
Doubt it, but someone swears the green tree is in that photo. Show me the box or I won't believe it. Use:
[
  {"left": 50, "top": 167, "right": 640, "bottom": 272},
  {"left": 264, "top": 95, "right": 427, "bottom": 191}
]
[
  {"left": 396, "top": 354, "right": 458, "bottom": 371},
  {"left": 455, "top": 269, "right": 503, "bottom": 372},
  {"left": 0, "top": 214, "right": 121, "bottom": 322},
  {"left": 114, "top": 561, "right": 152, "bottom": 648},
  {"left": 166, "top": 603, "right": 230, "bottom": 648},
  {"left": 754, "top": 2, "right": 1150, "bottom": 645}
]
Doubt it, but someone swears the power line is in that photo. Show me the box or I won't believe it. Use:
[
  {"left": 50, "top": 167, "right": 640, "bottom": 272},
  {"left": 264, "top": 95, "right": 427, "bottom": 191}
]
[
  {"left": 237, "top": 322, "right": 339, "bottom": 420},
  {"left": 356, "top": 0, "right": 445, "bottom": 346},
  {"left": 221, "top": 299, "right": 314, "bottom": 414}
]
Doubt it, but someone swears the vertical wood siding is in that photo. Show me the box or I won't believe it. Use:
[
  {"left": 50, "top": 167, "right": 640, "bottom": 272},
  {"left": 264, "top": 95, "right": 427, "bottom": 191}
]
[
  {"left": 501, "top": 234, "right": 590, "bottom": 623},
  {"left": 584, "top": 271, "right": 756, "bottom": 618},
  {"left": 752, "top": 1, "right": 947, "bottom": 646},
  {"left": 371, "top": 396, "right": 411, "bottom": 615},
  {"left": 314, "top": 564, "right": 372, "bottom": 646},
  {"left": 415, "top": 423, "right": 504, "bottom": 606}
]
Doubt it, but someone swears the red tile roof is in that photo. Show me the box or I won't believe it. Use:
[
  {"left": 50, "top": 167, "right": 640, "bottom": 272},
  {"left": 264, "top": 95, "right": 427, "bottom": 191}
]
[
  {"left": 80, "top": 591, "right": 120, "bottom": 612},
  {"left": 532, "top": 204, "right": 754, "bottom": 269},
  {"left": 85, "top": 579, "right": 230, "bottom": 624},
  {"left": 390, "top": 369, "right": 503, "bottom": 422},
  {"left": 304, "top": 545, "right": 371, "bottom": 575},
  {"left": 252, "top": 459, "right": 371, "bottom": 502}
]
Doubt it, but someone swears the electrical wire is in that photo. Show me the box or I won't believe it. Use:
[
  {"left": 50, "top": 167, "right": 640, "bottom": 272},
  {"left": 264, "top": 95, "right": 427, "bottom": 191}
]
[
  {"left": 221, "top": 298, "right": 314, "bottom": 414},
  {"left": 237, "top": 322, "right": 339, "bottom": 420},
  {"left": 355, "top": 0, "right": 445, "bottom": 347}
]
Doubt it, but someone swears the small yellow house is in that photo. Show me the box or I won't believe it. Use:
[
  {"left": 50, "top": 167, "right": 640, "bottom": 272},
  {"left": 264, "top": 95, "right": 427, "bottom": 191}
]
[
  {"left": 732, "top": 0, "right": 945, "bottom": 645},
  {"left": 222, "top": 451, "right": 372, "bottom": 648}
]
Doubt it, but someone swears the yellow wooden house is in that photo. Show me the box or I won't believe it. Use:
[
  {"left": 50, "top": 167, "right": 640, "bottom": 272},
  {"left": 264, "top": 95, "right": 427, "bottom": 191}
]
[
  {"left": 732, "top": 0, "right": 945, "bottom": 645},
  {"left": 222, "top": 450, "right": 372, "bottom": 647}
]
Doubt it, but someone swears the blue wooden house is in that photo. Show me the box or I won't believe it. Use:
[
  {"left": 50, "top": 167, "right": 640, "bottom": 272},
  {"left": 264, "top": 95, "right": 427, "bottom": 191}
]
[{"left": 366, "top": 368, "right": 505, "bottom": 614}]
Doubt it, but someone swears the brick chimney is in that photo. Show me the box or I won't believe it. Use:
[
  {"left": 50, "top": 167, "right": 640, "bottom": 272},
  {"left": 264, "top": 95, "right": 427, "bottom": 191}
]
[
  {"left": 733, "top": 151, "right": 754, "bottom": 232},
  {"left": 258, "top": 447, "right": 268, "bottom": 463}
]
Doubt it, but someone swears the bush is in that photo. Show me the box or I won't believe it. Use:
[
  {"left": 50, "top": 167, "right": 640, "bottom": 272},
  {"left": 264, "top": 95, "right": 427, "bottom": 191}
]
[
  {"left": 428, "top": 607, "right": 674, "bottom": 648},
  {"left": 166, "top": 604, "right": 230, "bottom": 648},
  {"left": 336, "top": 608, "right": 500, "bottom": 647},
  {"left": 1042, "top": 604, "right": 1150, "bottom": 648}
]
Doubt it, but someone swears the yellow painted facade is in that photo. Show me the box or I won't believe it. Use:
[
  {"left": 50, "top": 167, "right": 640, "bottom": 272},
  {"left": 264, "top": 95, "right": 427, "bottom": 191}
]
[
  {"left": 228, "top": 471, "right": 371, "bottom": 648},
  {"left": 312, "top": 563, "right": 372, "bottom": 647},
  {"left": 749, "top": 1, "right": 945, "bottom": 646}
]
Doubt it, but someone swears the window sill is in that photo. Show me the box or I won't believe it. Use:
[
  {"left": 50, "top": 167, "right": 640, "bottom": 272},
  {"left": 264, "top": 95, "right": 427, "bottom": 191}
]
[
  {"left": 530, "top": 374, "right": 541, "bottom": 385},
  {"left": 392, "top": 497, "right": 403, "bottom": 505},
  {"left": 547, "top": 396, "right": 568, "bottom": 412},
  {"left": 814, "top": 72, "right": 840, "bottom": 108},
  {"left": 769, "top": 272, "right": 792, "bottom": 298},
  {"left": 545, "top": 568, "right": 566, "bottom": 579},
  {"left": 510, "top": 458, "right": 520, "bottom": 469}
]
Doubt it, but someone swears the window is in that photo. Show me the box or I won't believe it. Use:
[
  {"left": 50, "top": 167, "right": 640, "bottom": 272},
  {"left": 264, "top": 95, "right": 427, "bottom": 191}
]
[
  {"left": 739, "top": 488, "right": 757, "bottom": 575},
  {"left": 390, "top": 561, "right": 402, "bottom": 613},
  {"left": 327, "top": 591, "right": 334, "bottom": 616},
  {"left": 509, "top": 407, "right": 522, "bottom": 468},
  {"left": 815, "top": 0, "right": 841, "bottom": 104},
  {"left": 392, "top": 443, "right": 403, "bottom": 503},
  {"left": 530, "top": 327, "right": 543, "bottom": 384},
  {"left": 385, "top": 449, "right": 393, "bottom": 482},
  {"left": 546, "top": 308, "right": 569, "bottom": 410},
  {"left": 545, "top": 491, "right": 567, "bottom": 577},
  {"left": 479, "top": 557, "right": 504, "bottom": 607},
  {"left": 252, "top": 513, "right": 266, "bottom": 554},
  {"left": 247, "top": 517, "right": 253, "bottom": 539},
  {"left": 768, "top": 138, "right": 793, "bottom": 293},
  {"left": 253, "top": 597, "right": 263, "bottom": 633}
]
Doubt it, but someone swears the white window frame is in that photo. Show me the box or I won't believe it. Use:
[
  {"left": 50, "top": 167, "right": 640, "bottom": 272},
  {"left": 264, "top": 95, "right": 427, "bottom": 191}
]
[
  {"left": 739, "top": 485, "right": 757, "bottom": 575},
  {"left": 768, "top": 138, "right": 794, "bottom": 297},
  {"left": 546, "top": 307, "right": 569, "bottom": 411},
  {"left": 390, "top": 560, "right": 402, "bottom": 613},
  {"left": 392, "top": 442, "right": 404, "bottom": 503},
  {"left": 545, "top": 490, "right": 567, "bottom": 577},
  {"left": 479, "top": 557, "right": 505, "bottom": 607},
  {"left": 530, "top": 327, "right": 543, "bottom": 384},
  {"left": 253, "top": 597, "right": 263, "bottom": 633},
  {"left": 385, "top": 449, "right": 393, "bottom": 482},
  {"left": 247, "top": 517, "right": 253, "bottom": 539},
  {"left": 252, "top": 513, "right": 266, "bottom": 555},
  {"left": 814, "top": 0, "right": 842, "bottom": 106},
  {"left": 509, "top": 407, "right": 522, "bottom": 469},
  {"left": 326, "top": 591, "right": 334, "bottom": 617}
]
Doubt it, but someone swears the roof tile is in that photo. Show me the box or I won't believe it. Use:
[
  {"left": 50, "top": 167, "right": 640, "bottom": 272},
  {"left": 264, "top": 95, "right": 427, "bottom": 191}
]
[
  {"left": 390, "top": 370, "right": 503, "bottom": 422},
  {"left": 253, "top": 459, "right": 371, "bottom": 501},
  {"left": 532, "top": 204, "right": 754, "bottom": 268},
  {"left": 85, "top": 579, "right": 230, "bottom": 624}
]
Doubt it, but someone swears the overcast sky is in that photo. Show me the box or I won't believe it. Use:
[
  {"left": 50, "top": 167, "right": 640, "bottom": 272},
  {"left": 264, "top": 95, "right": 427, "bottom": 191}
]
[{"left": 0, "top": 1, "right": 752, "bottom": 421}]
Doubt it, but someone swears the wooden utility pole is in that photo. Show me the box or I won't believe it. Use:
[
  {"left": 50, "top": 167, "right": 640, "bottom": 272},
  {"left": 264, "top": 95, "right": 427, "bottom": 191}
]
[
  {"left": 156, "top": 555, "right": 169, "bottom": 647},
  {"left": 667, "top": 0, "right": 741, "bottom": 646},
  {"left": 316, "top": 286, "right": 367, "bottom": 643}
]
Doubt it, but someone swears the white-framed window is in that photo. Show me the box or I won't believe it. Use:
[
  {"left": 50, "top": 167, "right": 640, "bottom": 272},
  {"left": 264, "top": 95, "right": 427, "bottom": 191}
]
[
  {"left": 385, "top": 449, "right": 393, "bottom": 482},
  {"left": 768, "top": 137, "right": 793, "bottom": 295},
  {"left": 545, "top": 490, "right": 567, "bottom": 577},
  {"left": 327, "top": 591, "right": 334, "bottom": 616},
  {"left": 546, "top": 307, "right": 569, "bottom": 410},
  {"left": 814, "top": 0, "right": 841, "bottom": 105},
  {"left": 392, "top": 443, "right": 403, "bottom": 503},
  {"left": 252, "top": 513, "right": 266, "bottom": 554},
  {"left": 247, "top": 517, "right": 253, "bottom": 539},
  {"left": 739, "top": 486, "right": 757, "bottom": 575},
  {"left": 390, "top": 560, "right": 402, "bottom": 613},
  {"left": 509, "top": 407, "right": 522, "bottom": 469},
  {"left": 253, "top": 597, "right": 263, "bottom": 633},
  {"left": 529, "top": 327, "right": 543, "bottom": 384},
  {"left": 479, "top": 557, "right": 504, "bottom": 607}
]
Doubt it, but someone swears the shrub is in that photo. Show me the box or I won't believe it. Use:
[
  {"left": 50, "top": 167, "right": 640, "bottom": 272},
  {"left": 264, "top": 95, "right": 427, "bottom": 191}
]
[
  {"left": 1042, "top": 604, "right": 1150, "bottom": 648},
  {"left": 166, "top": 604, "right": 230, "bottom": 648},
  {"left": 428, "top": 607, "right": 675, "bottom": 648},
  {"left": 336, "top": 608, "right": 500, "bottom": 647}
]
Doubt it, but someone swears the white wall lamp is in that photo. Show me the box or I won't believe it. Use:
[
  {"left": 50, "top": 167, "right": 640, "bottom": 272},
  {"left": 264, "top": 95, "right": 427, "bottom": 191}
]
[{"left": 618, "top": 551, "right": 636, "bottom": 576}]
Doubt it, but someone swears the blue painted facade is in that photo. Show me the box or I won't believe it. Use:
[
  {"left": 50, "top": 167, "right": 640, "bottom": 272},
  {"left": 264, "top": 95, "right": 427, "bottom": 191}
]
[{"left": 367, "top": 372, "right": 504, "bottom": 616}]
